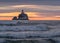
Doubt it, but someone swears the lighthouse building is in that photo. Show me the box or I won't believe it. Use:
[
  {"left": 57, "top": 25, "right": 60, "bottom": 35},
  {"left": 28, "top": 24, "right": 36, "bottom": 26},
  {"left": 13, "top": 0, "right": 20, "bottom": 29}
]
[{"left": 12, "top": 10, "right": 29, "bottom": 20}]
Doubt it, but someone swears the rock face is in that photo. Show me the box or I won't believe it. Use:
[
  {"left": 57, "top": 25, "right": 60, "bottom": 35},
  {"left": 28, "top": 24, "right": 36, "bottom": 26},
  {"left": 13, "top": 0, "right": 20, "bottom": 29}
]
[
  {"left": 12, "top": 16, "right": 17, "bottom": 20},
  {"left": 12, "top": 10, "right": 29, "bottom": 20}
]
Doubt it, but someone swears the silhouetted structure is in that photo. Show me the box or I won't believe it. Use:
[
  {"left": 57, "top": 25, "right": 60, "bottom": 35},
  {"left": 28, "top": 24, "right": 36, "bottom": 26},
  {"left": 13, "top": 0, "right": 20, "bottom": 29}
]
[
  {"left": 12, "top": 10, "right": 29, "bottom": 20},
  {"left": 12, "top": 16, "right": 17, "bottom": 20}
]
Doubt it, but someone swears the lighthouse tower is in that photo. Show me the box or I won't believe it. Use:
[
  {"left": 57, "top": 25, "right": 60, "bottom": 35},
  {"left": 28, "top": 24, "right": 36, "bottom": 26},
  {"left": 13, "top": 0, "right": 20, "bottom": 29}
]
[
  {"left": 18, "top": 10, "right": 29, "bottom": 20},
  {"left": 12, "top": 10, "right": 29, "bottom": 20}
]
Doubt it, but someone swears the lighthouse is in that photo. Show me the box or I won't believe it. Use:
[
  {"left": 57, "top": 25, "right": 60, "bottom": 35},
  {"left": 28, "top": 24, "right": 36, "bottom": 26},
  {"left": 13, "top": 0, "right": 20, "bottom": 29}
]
[{"left": 12, "top": 10, "right": 29, "bottom": 20}]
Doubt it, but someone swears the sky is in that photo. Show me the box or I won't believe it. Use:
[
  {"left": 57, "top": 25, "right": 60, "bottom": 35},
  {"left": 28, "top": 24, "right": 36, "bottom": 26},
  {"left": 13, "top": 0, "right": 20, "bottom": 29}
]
[{"left": 0, "top": 0, "right": 60, "bottom": 20}]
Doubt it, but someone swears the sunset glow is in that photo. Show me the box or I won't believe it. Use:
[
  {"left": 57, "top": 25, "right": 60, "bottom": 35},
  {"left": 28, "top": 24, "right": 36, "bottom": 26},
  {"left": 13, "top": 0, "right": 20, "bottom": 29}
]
[
  {"left": 0, "top": 12, "right": 60, "bottom": 20},
  {"left": 0, "top": 0, "right": 60, "bottom": 20}
]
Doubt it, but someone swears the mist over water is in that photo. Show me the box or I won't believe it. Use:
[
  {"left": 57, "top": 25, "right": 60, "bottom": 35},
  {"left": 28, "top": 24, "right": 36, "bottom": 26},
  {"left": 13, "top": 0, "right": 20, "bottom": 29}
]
[{"left": 0, "top": 20, "right": 60, "bottom": 43}]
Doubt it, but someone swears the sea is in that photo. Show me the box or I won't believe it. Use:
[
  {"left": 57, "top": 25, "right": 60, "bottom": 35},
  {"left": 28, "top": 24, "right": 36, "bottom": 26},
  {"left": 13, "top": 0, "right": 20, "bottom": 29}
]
[{"left": 0, "top": 20, "right": 60, "bottom": 43}]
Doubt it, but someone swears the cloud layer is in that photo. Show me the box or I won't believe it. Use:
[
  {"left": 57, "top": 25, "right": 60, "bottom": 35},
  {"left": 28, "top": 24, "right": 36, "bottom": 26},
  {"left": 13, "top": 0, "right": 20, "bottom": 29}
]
[{"left": 0, "top": 0, "right": 60, "bottom": 18}]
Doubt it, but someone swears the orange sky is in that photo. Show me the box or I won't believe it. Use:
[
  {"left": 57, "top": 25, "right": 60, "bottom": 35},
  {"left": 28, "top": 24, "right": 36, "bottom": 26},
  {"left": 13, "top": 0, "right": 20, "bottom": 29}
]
[
  {"left": 0, "top": 4, "right": 60, "bottom": 20},
  {"left": 0, "top": 12, "right": 60, "bottom": 20}
]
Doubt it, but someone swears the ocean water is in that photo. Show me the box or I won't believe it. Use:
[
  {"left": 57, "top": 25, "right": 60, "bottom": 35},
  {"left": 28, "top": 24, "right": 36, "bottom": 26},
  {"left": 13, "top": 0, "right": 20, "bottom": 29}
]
[{"left": 0, "top": 20, "right": 60, "bottom": 43}]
